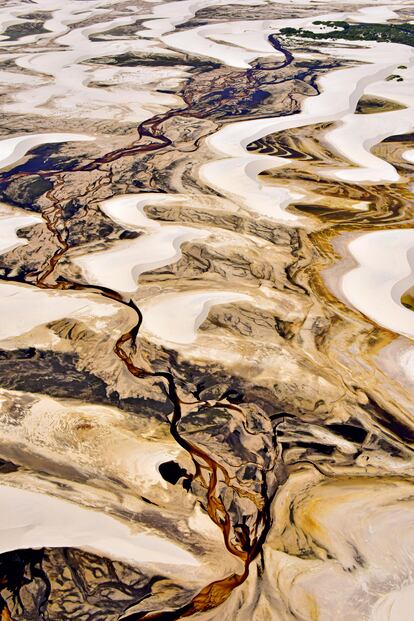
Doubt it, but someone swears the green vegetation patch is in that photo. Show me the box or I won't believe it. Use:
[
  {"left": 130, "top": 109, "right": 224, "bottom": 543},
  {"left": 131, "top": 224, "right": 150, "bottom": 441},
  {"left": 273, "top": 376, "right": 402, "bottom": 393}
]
[{"left": 280, "top": 21, "right": 414, "bottom": 47}]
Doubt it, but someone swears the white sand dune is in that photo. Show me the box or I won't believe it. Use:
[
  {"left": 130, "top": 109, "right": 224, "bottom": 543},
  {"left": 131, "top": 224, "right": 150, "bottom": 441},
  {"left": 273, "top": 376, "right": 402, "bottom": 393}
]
[
  {"left": 0, "top": 485, "right": 199, "bottom": 567},
  {"left": 139, "top": 0, "right": 267, "bottom": 41},
  {"left": 200, "top": 155, "right": 302, "bottom": 221},
  {"left": 140, "top": 290, "right": 251, "bottom": 345},
  {"left": 0, "top": 0, "right": 109, "bottom": 44},
  {"left": 201, "top": 42, "right": 412, "bottom": 222},
  {"left": 100, "top": 193, "right": 184, "bottom": 230},
  {"left": 75, "top": 194, "right": 209, "bottom": 293},
  {"left": 0, "top": 208, "right": 43, "bottom": 254},
  {"left": 208, "top": 45, "right": 408, "bottom": 158},
  {"left": 323, "top": 106, "right": 413, "bottom": 183},
  {"left": 0, "top": 282, "right": 120, "bottom": 342},
  {"left": 0, "top": 132, "right": 93, "bottom": 170},
  {"left": 341, "top": 230, "right": 414, "bottom": 339},
  {"left": 10, "top": 53, "right": 182, "bottom": 121},
  {"left": 155, "top": 8, "right": 397, "bottom": 70},
  {"left": 0, "top": 69, "right": 47, "bottom": 88},
  {"left": 371, "top": 582, "right": 414, "bottom": 621},
  {"left": 161, "top": 21, "right": 284, "bottom": 69},
  {"left": 75, "top": 226, "right": 208, "bottom": 293},
  {"left": 403, "top": 149, "right": 414, "bottom": 164},
  {"left": 350, "top": 6, "right": 400, "bottom": 24},
  {"left": 2, "top": 4, "right": 178, "bottom": 122},
  {"left": 322, "top": 53, "right": 414, "bottom": 183}
]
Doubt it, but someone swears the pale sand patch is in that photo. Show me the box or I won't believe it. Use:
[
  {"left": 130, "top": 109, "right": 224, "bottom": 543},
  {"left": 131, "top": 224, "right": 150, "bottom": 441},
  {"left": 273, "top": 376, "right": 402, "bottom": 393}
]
[
  {"left": 0, "top": 132, "right": 93, "bottom": 170},
  {"left": 265, "top": 476, "right": 414, "bottom": 621},
  {"left": 0, "top": 205, "right": 43, "bottom": 254},
  {"left": 322, "top": 106, "right": 413, "bottom": 183},
  {"left": 140, "top": 290, "right": 251, "bottom": 345},
  {"left": 161, "top": 22, "right": 284, "bottom": 69},
  {"left": 202, "top": 42, "right": 412, "bottom": 224},
  {"left": 403, "top": 148, "right": 414, "bottom": 163},
  {"left": 0, "top": 389, "right": 183, "bottom": 495},
  {"left": 139, "top": 0, "right": 267, "bottom": 41},
  {"left": 0, "top": 485, "right": 200, "bottom": 567},
  {"left": 4, "top": 6, "right": 177, "bottom": 122},
  {"left": 351, "top": 5, "right": 400, "bottom": 23},
  {"left": 341, "top": 229, "right": 414, "bottom": 339},
  {"left": 157, "top": 8, "right": 394, "bottom": 69},
  {"left": 0, "top": 282, "right": 120, "bottom": 342},
  {"left": 322, "top": 55, "right": 414, "bottom": 183},
  {"left": 205, "top": 473, "right": 414, "bottom": 621},
  {"left": 208, "top": 45, "right": 408, "bottom": 158},
  {"left": 0, "top": 0, "right": 106, "bottom": 43},
  {"left": 371, "top": 582, "right": 414, "bottom": 621},
  {"left": 75, "top": 227, "right": 208, "bottom": 293},
  {"left": 159, "top": 12, "right": 338, "bottom": 69},
  {"left": 375, "top": 337, "right": 414, "bottom": 390},
  {"left": 100, "top": 193, "right": 181, "bottom": 229},
  {"left": 74, "top": 194, "right": 209, "bottom": 293},
  {"left": 0, "top": 68, "right": 47, "bottom": 88},
  {"left": 200, "top": 155, "right": 303, "bottom": 222}
]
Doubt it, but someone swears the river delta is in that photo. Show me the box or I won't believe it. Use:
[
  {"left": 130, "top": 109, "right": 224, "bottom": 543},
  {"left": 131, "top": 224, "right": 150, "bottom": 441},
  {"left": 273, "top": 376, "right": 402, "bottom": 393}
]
[{"left": 0, "top": 1, "right": 413, "bottom": 620}]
